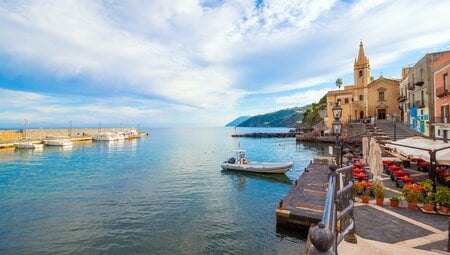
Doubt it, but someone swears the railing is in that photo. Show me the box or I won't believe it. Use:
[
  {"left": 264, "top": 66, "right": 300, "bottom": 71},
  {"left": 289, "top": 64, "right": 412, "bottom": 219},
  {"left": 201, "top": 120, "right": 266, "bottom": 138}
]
[
  {"left": 436, "top": 87, "right": 449, "bottom": 98},
  {"left": 415, "top": 80, "right": 424, "bottom": 86},
  {"left": 308, "top": 164, "right": 355, "bottom": 255},
  {"left": 433, "top": 116, "right": 449, "bottom": 124}
]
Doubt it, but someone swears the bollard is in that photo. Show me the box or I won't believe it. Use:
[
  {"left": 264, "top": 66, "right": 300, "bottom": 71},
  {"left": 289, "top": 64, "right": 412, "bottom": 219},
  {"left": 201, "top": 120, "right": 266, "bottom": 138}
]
[{"left": 278, "top": 200, "right": 284, "bottom": 209}]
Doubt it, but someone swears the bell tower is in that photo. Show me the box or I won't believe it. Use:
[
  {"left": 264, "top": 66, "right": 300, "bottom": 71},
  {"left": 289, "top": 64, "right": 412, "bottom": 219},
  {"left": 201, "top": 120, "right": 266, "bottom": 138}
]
[{"left": 354, "top": 41, "right": 371, "bottom": 87}]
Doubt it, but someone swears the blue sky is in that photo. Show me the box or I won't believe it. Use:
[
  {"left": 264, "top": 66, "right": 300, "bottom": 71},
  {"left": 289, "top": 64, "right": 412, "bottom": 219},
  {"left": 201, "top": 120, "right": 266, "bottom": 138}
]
[{"left": 0, "top": 0, "right": 449, "bottom": 129}]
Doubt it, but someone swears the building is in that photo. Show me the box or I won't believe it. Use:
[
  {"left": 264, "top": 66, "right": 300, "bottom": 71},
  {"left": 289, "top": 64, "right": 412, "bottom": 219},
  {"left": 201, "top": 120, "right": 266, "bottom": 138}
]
[
  {"left": 404, "top": 51, "right": 450, "bottom": 137},
  {"left": 325, "top": 42, "right": 400, "bottom": 129},
  {"left": 398, "top": 68, "right": 410, "bottom": 123},
  {"left": 433, "top": 51, "right": 450, "bottom": 140}
]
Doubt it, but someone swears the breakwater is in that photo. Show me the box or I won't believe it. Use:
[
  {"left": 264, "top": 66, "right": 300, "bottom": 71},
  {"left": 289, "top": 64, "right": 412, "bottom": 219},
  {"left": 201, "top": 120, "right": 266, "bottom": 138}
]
[
  {"left": 0, "top": 128, "right": 139, "bottom": 143},
  {"left": 232, "top": 132, "right": 295, "bottom": 138}
]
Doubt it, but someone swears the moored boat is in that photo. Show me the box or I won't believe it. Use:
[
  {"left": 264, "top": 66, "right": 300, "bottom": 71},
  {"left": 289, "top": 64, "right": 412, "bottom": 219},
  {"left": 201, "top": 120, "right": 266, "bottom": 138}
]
[
  {"left": 221, "top": 150, "right": 293, "bottom": 174},
  {"left": 44, "top": 139, "right": 73, "bottom": 146},
  {"left": 93, "top": 132, "right": 116, "bottom": 141},
  {"left": 14, "top": 142, "right": 43, "bottom": 149}
]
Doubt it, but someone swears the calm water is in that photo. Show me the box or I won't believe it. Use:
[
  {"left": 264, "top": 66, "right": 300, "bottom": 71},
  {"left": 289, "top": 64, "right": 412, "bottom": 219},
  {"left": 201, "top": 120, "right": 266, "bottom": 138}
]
[{"left": 0, "top": 127, "right": 328, "bottom": 255}]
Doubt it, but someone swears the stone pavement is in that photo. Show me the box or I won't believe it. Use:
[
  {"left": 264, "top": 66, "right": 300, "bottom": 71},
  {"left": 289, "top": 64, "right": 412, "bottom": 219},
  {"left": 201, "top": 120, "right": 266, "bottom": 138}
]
[{"left": 339, "top": 170, "right": 449, "bottom": 254}]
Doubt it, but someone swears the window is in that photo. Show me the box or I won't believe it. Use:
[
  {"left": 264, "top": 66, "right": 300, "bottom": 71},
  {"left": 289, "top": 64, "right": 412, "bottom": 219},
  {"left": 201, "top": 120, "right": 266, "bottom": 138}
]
[
  {"left": 378, "top": 91, "right": 385, "bottom": 101},
  {"left": 420, "top": 68, "right": 423, "bottom": 81},
  {"left": 345, "top": 98, "right": 349, "bottom": 104},
  {"left": 443, "top": 105, "right": 449, "bottom": 123},
  {"left": 359, "top": 70, "right": 363, "bottom": 78},
  {"left": 337, "top": 99, "right": 341, "bottom": 104},
  {"left": 445, "top": 73, "right": 448, "bottom": 91},
  {"left": 412, "top": 73, "right": 415, "bottom": 85},
  {"left": 359, "top": 95, "right": 363, "bottom": 101},
  {"left": 421, "top": 91, "right": 424, "bottom": 105}
]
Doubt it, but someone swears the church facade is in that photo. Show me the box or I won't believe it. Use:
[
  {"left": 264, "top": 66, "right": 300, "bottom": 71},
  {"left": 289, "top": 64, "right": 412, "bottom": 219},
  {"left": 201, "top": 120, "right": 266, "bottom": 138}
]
[{"left": 325, "top": 42, "right": 400, "bottom": 129}]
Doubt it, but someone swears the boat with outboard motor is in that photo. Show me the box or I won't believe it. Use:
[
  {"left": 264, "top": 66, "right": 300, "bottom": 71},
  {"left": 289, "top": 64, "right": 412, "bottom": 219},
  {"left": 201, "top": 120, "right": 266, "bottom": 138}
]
[{"left": 221, "top": 150, "right": 293, "bottom": 174}]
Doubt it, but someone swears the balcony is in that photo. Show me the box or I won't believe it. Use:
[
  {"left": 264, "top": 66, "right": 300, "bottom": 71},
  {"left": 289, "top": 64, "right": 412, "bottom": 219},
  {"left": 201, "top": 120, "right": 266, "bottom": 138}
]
[
  {"left": 433, "top": 116, "right": 449, "bottom": 124},
  {"left": 407, "top": 82, "right": 414, "bottom": 90},
  {"left": 436, "top": 87, "right": 449, "bottom": 98},
  {"left": 415, "top": 80, "right": 424, "bottom": 86},
  {"left": 397, "top": 95, "right": 407, "bottom": 102},
  {"left": 414, "top": 100, "right": 425, "bottom": 108}
]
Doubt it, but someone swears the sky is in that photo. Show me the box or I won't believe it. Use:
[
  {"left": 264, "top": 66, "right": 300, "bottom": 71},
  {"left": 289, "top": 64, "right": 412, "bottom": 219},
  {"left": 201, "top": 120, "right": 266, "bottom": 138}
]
[{"left": 0, "top": 0, "right": 449, "bottom": 129}]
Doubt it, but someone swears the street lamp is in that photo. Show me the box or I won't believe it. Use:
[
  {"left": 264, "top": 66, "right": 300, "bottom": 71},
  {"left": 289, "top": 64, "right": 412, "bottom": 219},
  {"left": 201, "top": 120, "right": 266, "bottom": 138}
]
[{"left": 332, "top": 103, "right": 343, "bottom": 166}]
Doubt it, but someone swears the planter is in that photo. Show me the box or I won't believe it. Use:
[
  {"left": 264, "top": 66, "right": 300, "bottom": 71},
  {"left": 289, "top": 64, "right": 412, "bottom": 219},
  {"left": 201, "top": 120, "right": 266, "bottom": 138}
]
[
  {"left": 423, "top": 203, "right": 434, "bottom": 212},
  {"left": 390, "top": 200, "right": 399, "bottom": 208},
  {"left": 376, "top": 198, "right": 384, "bottom": 206},
  {"left": 407, "top": 202, "right": 417, "bottom": 211},
  {"left": 362, "top": 196, "right": 370, "bottom": 204},
  {"left": 440, "top": 205, "right": 449, "bottom": 214}
]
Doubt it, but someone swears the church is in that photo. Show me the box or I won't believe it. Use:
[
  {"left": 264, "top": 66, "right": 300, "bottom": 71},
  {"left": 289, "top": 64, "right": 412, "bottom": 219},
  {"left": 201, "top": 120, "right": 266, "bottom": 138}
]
[{"left": 325, "top": 42, "right": 400, "bottom": 129}]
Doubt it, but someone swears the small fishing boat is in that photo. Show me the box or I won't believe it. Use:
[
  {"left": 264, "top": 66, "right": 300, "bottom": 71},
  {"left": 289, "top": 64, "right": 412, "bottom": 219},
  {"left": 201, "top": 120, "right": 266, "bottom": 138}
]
[
  {"left": 221, "top": 150, "right": 293, "bottom": 174},
  {"left": 44, "top": 139, "right": 73, "bottom": 146},
  {"left": 14, "top": 142, "right": 44, "bottom": 149},
  {"left": 93, "top": 132, "right": 116, "bottom": 141}
]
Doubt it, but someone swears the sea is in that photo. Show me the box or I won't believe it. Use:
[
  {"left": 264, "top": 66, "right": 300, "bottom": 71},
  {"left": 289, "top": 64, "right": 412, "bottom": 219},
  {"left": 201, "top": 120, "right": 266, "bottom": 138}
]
[{"left": 0, "top": 127, "right": 329, "bottom": 255}]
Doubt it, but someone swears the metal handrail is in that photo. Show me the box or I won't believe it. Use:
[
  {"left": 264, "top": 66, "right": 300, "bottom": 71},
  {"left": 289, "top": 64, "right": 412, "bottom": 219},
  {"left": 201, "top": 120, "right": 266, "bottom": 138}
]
[{"left": 308, "top": 164, "right": 355, "bottom": 255}]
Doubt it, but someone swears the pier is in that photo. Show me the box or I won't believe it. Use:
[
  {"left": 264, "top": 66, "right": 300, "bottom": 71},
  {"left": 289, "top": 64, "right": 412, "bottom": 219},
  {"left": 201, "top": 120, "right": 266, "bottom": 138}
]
[{"left": 276, "top": 158, "right": 332, "bottom": 231}]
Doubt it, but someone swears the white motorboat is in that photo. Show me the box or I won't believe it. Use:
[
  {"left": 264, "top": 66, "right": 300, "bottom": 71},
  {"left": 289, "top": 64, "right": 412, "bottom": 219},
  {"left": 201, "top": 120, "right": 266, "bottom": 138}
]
[
  {"left": 93, "top": 132, "right": 116, "bottom": 141},
  {"left": 44, "top": 139, "right": 73, "bottom": 146},
  {"left": 14, "top": 142, "right": 44, "bottom": 149},
  {"left": 221, "top": 150, "right": 293, "bottom": 174}
]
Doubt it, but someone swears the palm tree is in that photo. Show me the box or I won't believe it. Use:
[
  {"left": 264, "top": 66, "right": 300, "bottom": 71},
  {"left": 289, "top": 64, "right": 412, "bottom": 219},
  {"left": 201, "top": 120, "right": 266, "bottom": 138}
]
[{"left": 336, "top": 78, "right": 343, "bottom": 90}]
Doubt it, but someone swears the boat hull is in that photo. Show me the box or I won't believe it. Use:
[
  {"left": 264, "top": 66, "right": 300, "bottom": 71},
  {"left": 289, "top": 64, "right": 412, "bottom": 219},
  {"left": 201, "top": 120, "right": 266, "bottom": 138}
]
[{"left": 221, "top": 161, "right": 293, "bottom": 174}]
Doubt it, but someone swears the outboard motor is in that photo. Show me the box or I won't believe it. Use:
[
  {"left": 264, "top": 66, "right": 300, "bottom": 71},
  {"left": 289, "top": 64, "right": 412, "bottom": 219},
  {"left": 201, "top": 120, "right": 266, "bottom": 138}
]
[{"left": 228, "top": 157, "right": 236, "bottom": 164}]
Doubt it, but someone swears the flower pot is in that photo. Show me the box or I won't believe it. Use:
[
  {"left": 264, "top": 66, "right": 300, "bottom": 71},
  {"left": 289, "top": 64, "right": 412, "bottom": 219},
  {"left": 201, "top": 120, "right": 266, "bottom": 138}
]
[
  {"left": 407, "top": 202, "right": 417, "bottom": 211},
  {"left": 440, "top": 205, "right": 449, "bottom": 214},
  {"left": 362, "top": 196, "right": 370, "bottom": 204},
  {"left": 423, "top": 203, "right": 434, "bottom": 211},
  {"left": 376, "top": 198, "right": 384, "bottom": 206},
  {"left": 390, "top": 200, "right": 399, "bottom": 208}
]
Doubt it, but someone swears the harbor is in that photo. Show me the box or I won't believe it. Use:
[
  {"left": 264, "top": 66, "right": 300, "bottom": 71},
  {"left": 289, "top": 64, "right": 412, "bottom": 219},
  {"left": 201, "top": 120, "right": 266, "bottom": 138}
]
[{"left": 0, "top": 128, "right": 149, "bottom": 149}]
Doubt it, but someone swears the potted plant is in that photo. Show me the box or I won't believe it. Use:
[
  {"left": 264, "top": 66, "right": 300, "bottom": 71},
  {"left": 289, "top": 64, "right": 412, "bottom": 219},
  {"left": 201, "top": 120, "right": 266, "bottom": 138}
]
[
  {"left": 361, "top": 186, "right": 371, "bottom": 204},
  {"left": 420, "top": 179, "right": 434, "bottom": 192},
  {"left": 390, "top": 195, "right": 401, "bottom": 208},
  {"left": 403, "top": 185, "right": 423, "bottom": 211},
  {"left": 374, "top": 181, "right": 385, "bottom": 206},
  {"left": 436, "top": 187, "right": 450, "bottom": 214},
  {"left": 422, "top": 192, "right": 435, "bottom": 212}
]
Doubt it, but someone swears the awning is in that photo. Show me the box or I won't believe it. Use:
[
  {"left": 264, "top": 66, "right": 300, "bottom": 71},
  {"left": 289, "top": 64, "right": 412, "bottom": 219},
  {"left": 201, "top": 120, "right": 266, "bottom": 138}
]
[{"left": 385, "top": 137, "right": 450, "bottom": 165}]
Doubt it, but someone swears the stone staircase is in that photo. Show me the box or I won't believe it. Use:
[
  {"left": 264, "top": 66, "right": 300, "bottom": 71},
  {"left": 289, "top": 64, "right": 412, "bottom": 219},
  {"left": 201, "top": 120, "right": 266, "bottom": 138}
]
[{"left": 366, "top": 120, "right": 424, "bottom": 143}]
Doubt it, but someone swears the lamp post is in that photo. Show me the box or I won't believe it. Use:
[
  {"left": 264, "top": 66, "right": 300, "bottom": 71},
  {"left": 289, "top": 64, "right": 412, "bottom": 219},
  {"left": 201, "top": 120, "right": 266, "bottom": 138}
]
[
  {"left": 393, "top": 113, "right": 397, "bottom": 141},
  {"left": 332, "top": 103, "right": 343, "bottom": 166}
]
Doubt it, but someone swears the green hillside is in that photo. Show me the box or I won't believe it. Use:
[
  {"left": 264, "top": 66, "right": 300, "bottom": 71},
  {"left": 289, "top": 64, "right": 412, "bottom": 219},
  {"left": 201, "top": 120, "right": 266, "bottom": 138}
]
[{"left": 237, "top": 106, "right": 310, "bottom": 128}]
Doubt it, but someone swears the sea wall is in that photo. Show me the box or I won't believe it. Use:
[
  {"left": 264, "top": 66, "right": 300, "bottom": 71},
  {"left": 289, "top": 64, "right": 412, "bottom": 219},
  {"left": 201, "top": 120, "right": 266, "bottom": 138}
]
[{"left": 0, "top": 128, "right": 137, "bottom": 142}]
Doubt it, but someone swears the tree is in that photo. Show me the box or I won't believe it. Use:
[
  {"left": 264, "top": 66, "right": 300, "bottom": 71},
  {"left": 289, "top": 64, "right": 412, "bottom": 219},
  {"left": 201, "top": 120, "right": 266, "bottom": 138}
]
[{"left": 336, "top": 78, "right": 343, "bottom": 90}]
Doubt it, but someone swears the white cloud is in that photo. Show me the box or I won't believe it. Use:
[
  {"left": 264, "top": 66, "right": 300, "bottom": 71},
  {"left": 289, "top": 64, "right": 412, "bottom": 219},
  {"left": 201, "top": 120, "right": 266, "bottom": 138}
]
[{"left": 275, "top": 88, "right": 330, "bottom": 107}]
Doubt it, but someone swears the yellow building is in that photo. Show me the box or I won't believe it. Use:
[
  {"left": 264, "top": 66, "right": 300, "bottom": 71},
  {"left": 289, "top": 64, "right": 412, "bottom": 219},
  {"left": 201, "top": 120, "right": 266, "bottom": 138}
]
[{"left": 325, "top": 42, "right": 400, "bottom": 129}]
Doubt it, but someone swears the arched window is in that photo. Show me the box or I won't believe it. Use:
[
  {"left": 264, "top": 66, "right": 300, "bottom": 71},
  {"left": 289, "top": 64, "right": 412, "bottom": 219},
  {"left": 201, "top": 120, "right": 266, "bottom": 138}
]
[
  {"left": 379, "top": 91, "right": 385, "bottom": 101},
  {"left": 359, "top": 70, "right": 363, "bottom": 77},
  {"left": 359, "top": 95, "right": 363, "bottom": 101}
]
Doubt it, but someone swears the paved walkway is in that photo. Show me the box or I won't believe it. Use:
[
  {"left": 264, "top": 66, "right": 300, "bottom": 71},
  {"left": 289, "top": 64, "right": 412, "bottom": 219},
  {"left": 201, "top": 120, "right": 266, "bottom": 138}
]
[{"left": 339, "top": 171, "right": 449, "bottom": 254}]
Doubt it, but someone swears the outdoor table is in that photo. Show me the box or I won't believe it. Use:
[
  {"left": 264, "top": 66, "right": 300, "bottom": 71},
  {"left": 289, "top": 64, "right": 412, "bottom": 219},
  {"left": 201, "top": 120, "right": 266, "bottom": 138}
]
[
  {"left": 353, "top": 169, "right": 364, "bottom": 175},
  {"left": 398, "top": 176, "right": 414, "bottom": 183},
  {"left": 354, "top": 173, "right": 368, "bottom": 179},
  {"left": 440, "top": 172, "right": 450, "bottom": 178},
  {"left": 437, "top": 168, "right": 446, "bottom": 173},
  {"left": 392, "top": 170, "right": 409, "bottom": 176},
  {"left": 354, "top": 163, "right": 364, "bottom": 168},
  {"left": 389, "top": 165, "right": 402, "bottom": 171}
]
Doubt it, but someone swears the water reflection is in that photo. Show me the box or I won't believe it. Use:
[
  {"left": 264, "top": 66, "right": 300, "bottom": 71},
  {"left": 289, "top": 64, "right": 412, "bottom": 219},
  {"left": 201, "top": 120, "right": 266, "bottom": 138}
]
[{"left": 221, "top": 170, "right": 293, "bottom": 186}]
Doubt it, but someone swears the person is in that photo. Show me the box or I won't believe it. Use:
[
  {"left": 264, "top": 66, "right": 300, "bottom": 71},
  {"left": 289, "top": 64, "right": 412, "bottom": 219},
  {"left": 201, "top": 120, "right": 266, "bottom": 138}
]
[{"left": 240, "top": 154, "right": 247, "bottom": 165}]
